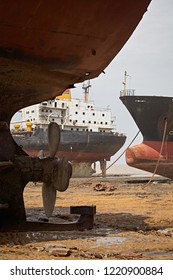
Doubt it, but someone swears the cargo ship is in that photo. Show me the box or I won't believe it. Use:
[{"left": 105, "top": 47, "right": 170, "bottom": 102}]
[
  {"left": 120, "top": 73, "right": 173, "bottom": 179},
  {"left": 12, "top": 83, "right": 126, "bottom": 177}
]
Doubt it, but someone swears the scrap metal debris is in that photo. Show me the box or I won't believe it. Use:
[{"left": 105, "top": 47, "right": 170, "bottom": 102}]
[{"left": 92, "top": 182, "right": 117, "bottom": 192}]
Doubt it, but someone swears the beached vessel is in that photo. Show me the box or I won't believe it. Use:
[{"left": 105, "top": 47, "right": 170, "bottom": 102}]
[
  {"left": 12, "top": 83, "right": 126, "bottom": 177},
  {"left": 0, "top": 0, "right": 151, "bottom": 223},
  {"left": 120, "top": 79, "right": 173, "bottom": 179}
]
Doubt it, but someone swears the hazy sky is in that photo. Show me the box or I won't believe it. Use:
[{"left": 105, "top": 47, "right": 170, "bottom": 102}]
[{"left": 72, "top": 0, "right": 173, "bottom": 164}]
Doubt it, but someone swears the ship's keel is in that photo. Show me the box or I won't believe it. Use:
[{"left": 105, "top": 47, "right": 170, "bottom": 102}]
[
  {"left": 71, "top": 160, "right": 107, "bottom": 178},
  {"left": 71, "top": 161, "right": 96, "bottom": 178}
]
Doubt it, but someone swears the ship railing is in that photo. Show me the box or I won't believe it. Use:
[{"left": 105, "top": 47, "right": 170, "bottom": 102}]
[
  {"left": 93, "top": 106, "right": 111, "bottom": 112},
  {"left": 40, "top": 104, "right": 67, "bottom": 110},
  {"left": 120, "top": 89, "right": 135, "bottom": 96},
  {"left": 112, "top": 131, "right": 126, "bottom": 136}
]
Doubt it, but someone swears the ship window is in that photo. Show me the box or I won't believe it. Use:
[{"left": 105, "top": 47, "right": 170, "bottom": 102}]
[
  {"left": 102, "top": 114, "right": 105, "bottom": 116},
  {"left": 83, "top": 112, "right": 85, "bottom": 115},
  {"left": 101, "top": 122, "right": 103, "bottom": 124},
  {"left": 90, "top": 129, "right": 92, "bottom": 131},
  {"left": 71, "top": 128, "right": 73, "bottom": 131},
  {"left": 88, "top": 121, "right": 91, "bottom": 123},
  {"left": 83, "top": 120, "right": 85, "bottom": 123},
  {"left": 87, "top": 105, "right": 90, "bottom": 108},
  {"left": 86, "top": 129, "right": 88, "bottom": 131},
  {"left": 105, "top": 122, "right": 107, "bottom": 125},
  {"left": 54, "top": 102, "right": 57, "bottom": 108},
  {"left": 26, "top": 111, "right": 29, "bottom": 114},
  {"left": 83, "top": 129, "right": 85, "bottom": 131},
  {"left": 46, "top": 110, "right": 48, "bottom": 112},
  {"left": 52, "top": 118, "right": 54, "bottom": 121},
  {"left": 42, "top": 109, "right": 44, "bottom": 112},
  {"left": 69, "top": 119, "right": 72, "bottom": 122},
  {"left": 75, "top": 112, "right": 78, "bottom": 114},
  {"left": 92, "top": 113, "right": 95, "bottom": 116},
  {"left": 62, "top": 103, "right": 64, "bottom": 108},
  {"left": 77, "top": 128, "right": 79, "bottom": 131},
  {"left": 76, "top": 104, "right": 78, "bottom": 107},
  {"left": 94, "top": 121, "right": 96, "bottom": 124},
  {"left": 50, "top": 110, "right": 52, "bottom": 113},
  {"left": 31, "top": 110, "right": 34, "bottom": 113}
]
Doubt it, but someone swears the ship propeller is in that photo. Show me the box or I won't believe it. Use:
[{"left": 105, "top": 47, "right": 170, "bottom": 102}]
[
  {"left": 42, "top": 122, "right": 72, "bottom": 218},
  {"left": 42, "top": 122, "right": 60, "bottom": 218}
]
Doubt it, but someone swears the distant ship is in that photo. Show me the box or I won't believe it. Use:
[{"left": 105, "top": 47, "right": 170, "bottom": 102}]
[
  {"left": 119, "top": 72, "right": 173, "bottom": 179},
  {"left": 12, "top": 82, "right": 126, "bottom": 177}
]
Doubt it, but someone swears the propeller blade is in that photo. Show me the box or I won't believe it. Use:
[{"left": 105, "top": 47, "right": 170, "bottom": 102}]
[
  {"left": 42, "top": 183, "right": 57, "bottom": 218},
  {"left": 48, "top": 122, "right": 60, "bottom": 158}
]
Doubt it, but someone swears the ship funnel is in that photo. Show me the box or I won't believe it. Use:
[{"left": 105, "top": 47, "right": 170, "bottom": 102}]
[{"left": 57, "top": 89, "right": 71, "bottom": 100}]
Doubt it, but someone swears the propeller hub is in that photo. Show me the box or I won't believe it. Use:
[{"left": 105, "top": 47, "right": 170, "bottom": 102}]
[{"left": 52, "top": 158, "right": 72, "bottom": 191}]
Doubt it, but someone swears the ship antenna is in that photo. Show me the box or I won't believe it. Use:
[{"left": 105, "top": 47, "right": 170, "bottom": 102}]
[{"left": 82, "top": 80, "right": 91, "bottom": 103}]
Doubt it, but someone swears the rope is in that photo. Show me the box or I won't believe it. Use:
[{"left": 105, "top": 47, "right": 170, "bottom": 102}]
[
  {"left": 144, "top": 119, "right": 168, "bottom": 186},
  {"left": 73, "top": 119, "right": 167, "bottom": 188},
  {"left": 97, "top": 130, "right": 141, "bottom": 176}
]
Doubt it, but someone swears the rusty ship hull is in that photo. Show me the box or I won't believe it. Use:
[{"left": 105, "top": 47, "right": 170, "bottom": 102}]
[
  {"left": 120, "top": 95, "right": 173, "bottom": 179},
  {"left": 0, "top": 0, "right": 151, "bottom": 123}
]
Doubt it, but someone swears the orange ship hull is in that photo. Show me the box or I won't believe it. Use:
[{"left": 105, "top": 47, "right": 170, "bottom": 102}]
[{"left": 126, "top": 141, "right": 173, "bottom": 179}]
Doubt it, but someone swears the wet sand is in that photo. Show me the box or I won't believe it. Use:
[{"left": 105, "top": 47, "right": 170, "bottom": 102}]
[{"left": 1, "top": 166, "right": 173, "bottom": 260}]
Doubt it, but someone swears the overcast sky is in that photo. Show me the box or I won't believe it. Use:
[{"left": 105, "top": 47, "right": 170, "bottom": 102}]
[{"left": 71, "top": 0, "right": 173, "bottom": 164}]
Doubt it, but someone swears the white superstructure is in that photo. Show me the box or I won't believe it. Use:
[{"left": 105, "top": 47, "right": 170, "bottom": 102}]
[{"left": 19, "top": 87, "right": 116, "bottom": 133}]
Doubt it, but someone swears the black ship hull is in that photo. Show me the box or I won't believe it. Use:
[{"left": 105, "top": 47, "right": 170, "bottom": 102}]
[
  {"left": 120, "top": 95, "right": 173, "bottom": 179},
  {"left": 13, "top": 128, "right": 126, "bottom": 177}
]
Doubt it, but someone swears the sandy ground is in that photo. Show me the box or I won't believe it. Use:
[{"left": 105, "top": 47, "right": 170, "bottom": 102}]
[{"left": 1, "top": 165, "right": 173, "bottom": 260}]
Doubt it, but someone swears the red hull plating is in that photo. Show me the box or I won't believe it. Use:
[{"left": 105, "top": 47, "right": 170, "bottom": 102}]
[
  {"left": 126, "top": 141, "right": 173, "bottom": 178},
  {"left": 25, "top": 149, "right": 113, "bottom": 162}
]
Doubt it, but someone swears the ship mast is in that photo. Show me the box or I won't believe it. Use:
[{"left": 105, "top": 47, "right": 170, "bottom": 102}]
[
  {"left": 122, "top": 71, "right": 135, "bottom": 96},
  {"left": 82, "top": 80, "right": 91, "bottom": 103},
  {"left": 122, "top": 71, "right": 128, "bottom": 96}
]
